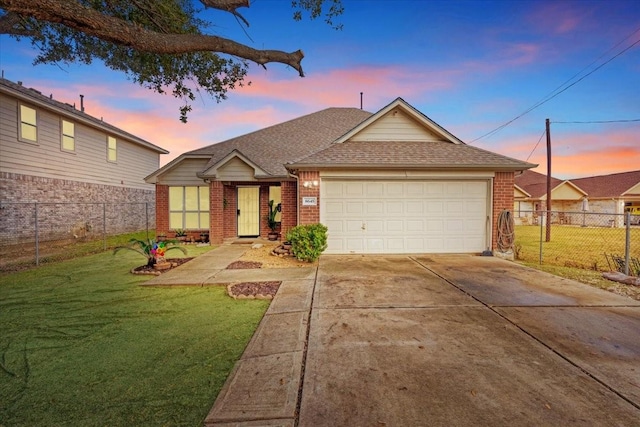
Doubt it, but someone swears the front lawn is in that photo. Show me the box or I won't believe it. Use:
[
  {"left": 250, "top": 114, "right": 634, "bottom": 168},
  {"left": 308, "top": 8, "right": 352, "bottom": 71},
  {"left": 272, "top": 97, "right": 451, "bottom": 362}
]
[{"left": 0, "top": 247, "right": 269, "bottom": 426}]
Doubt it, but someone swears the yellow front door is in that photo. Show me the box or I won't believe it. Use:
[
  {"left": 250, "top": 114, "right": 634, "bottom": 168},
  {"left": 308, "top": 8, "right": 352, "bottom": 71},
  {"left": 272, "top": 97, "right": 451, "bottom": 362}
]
[{"left": 237, "top": 187, "right": 260, "bottom": 237}]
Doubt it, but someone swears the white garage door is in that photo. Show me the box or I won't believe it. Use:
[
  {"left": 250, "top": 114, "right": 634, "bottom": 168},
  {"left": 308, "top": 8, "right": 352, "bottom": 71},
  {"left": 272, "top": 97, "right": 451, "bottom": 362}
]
[{"left": 322, "top": 180, "right": 489, "bottom": 254}]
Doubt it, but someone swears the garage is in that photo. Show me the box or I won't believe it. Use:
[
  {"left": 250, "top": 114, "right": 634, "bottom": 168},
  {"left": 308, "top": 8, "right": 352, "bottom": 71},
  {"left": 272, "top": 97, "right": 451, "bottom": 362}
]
[{"left": 321, "top": 179, "right": 490, "bottom": 254}]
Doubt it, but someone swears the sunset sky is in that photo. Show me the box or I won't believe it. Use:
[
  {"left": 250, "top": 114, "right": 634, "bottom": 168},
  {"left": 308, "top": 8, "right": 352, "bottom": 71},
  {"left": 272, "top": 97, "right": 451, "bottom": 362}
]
[{"left": 1, "top": 0, "right": 638, "bottom": 179}]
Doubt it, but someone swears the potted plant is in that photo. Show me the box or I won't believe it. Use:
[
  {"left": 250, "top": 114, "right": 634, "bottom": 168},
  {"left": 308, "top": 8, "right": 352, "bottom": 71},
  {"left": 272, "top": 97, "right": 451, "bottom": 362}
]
[
  {"left": 265, "top": 200, "right": 279, "bottom": 241},
  {"left": 156, "top": 232, "right": 167, "bottom": 242},
  {"left": 173, "top": 228, "right": 187, "bottom": 242}
]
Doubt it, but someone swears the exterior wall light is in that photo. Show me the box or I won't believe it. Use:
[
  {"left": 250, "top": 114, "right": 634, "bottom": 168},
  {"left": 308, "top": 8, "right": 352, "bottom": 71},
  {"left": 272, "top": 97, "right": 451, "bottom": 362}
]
[{"left": 303, "top": 181, "right": 319, "bottom": 188}]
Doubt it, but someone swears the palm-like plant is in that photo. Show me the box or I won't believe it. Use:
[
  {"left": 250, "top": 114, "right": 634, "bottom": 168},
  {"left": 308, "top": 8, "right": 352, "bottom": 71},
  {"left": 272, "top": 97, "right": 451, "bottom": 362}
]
[{"left": 113, "top": 238, "right": 186, "bottom": 267}]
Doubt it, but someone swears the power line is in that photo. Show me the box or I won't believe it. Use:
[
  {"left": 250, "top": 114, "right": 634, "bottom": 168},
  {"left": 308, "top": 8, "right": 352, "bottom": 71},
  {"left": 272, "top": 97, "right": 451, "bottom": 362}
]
[
  {"left": 553, "top": 119, "right": 640, "bottom": 124},
  {"left": 526, "top": 128, "right": 546, "bottom": 162},
  {"left": 469, "top": 25, "right": 640, "bottom": 144}
]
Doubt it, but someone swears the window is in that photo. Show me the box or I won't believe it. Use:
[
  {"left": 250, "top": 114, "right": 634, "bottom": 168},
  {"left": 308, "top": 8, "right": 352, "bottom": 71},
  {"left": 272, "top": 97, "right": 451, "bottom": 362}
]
[
  {"left": 269, "top": 186, "right": 282, "bottom": 222},
  {"left": 107, "top": 136, "right": 117, "bottom": 162},
  {"left": 169, "top": 186, "right": 210, "bottom": 229},
  {"left": 61, "top": 119, "right": 75, "bottom": 152},
  {"left": 19, "top": 104, "right": 37, "bottom": 142}
]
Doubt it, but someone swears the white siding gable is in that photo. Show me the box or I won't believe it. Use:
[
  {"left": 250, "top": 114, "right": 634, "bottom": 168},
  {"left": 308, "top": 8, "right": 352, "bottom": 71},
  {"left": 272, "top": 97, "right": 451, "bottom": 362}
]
[
  {"left": 216, "top": 157, "right": 256, "bottom": 181},
  {"left": 157, "top": 158, "right": 209, "bottom": 185},
  {"left": 349, "top": 108, "right": 444, "bottom": 142}
]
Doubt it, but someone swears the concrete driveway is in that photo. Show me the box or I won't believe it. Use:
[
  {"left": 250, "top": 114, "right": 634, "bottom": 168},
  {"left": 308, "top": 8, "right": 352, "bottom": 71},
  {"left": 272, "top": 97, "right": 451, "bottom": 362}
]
[
  {"left": 206, "top": 252, "right": 640, "bottom": 426},
  {"left": 299, "top": 255, "right": 640, "bottom": 426}
]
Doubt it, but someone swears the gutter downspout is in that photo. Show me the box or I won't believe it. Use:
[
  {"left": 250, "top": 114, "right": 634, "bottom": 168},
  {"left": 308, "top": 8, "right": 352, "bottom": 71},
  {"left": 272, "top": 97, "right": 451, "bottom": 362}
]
[{"left": 287, "top": 169, "right": 301, "bottom": 226}]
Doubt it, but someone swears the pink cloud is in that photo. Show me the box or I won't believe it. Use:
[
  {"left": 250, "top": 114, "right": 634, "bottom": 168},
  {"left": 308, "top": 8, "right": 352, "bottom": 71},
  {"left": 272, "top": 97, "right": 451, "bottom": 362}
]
[
  {"left": 233, "top": 65, "right": 462, "bottom": 109},
  {"left": 484, "top": 127, "right": 640, "bottom": 179},
  {"left": 527, "top": 2, "right": 590, "bottom": 35}
]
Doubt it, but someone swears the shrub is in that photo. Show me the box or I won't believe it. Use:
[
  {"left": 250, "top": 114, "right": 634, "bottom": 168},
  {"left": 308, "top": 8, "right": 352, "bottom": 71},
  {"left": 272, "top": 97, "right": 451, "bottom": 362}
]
[{"left": 286, "top": 223, "right": 328, "bottom": 262}]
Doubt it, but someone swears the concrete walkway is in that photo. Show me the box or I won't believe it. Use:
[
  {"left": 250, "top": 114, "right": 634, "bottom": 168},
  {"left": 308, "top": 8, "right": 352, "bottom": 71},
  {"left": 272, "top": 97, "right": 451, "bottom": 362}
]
[{"left": 149, "top": 245, "right": 640, "bottom": 426}]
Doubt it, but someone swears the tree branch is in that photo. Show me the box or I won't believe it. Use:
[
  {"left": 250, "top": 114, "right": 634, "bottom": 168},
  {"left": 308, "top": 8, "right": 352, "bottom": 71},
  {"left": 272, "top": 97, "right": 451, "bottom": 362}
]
[
  {"left": 0, "top": 0, "right": 305, "bottom": 76},
  {"left": 199, "top": 0, "right": 250, "bottom": 27},
  {"left": 0, "top": 11, "right": 35, "bottom": 35}
]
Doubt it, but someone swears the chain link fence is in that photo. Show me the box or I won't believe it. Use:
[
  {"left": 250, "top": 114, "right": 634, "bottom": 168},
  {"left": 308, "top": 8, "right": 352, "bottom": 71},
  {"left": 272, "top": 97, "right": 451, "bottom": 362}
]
[
  {"left": 513, "top": 210, "right": 640, "bottom": 276},
  {"left": 0, "top": 202, "right": 153, "bottom": 271}
]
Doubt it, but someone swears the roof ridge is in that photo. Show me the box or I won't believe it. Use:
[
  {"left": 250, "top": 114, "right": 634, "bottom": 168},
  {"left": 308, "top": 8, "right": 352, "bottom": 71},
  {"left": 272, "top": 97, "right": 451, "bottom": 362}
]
[{"left": 0, "top": 77, "right": 167, "bottom": 153}]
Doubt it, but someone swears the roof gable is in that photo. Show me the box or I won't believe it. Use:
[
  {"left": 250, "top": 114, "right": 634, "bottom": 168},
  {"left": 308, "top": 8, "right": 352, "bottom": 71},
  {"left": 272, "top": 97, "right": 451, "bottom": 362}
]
[
  {"left": 514, "top": 185, "right": 531, "bottom": 198},
  {"left": 335, "top": 97, "right": 464, "bottom": 145},
  {"left": 200, "top": 150, "right": 268, "bottom": 180}
]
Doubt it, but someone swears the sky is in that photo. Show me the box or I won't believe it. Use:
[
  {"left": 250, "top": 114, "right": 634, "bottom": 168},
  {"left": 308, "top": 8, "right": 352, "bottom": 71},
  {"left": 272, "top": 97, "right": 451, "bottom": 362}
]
[{"left": 1, "top": 0, "right": 639, "bottom": 179}]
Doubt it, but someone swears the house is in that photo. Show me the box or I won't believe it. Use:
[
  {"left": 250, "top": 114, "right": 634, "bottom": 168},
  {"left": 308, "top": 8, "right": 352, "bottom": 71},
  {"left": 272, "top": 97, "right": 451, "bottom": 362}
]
[
  {"left": 146, "top": 98, "right": 535, "bottom": 254},
  {"left": 513, "top": 170, "right": 587, "bottom": 224},
  {"left": 514, "top": 169, "right": 640, "bottom": 226},
  {"left": 0, "top": 77, "right": 168, "bottom": 242},
  {"left": 571, "top": 170, "right": 640, "bottom": 226}
]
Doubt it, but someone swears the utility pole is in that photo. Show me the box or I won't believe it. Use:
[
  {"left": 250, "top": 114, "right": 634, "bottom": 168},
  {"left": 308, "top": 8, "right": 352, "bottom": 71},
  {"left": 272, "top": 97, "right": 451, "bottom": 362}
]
[{"left": 546, "top": 118, "right": 552, "bottom": 242}]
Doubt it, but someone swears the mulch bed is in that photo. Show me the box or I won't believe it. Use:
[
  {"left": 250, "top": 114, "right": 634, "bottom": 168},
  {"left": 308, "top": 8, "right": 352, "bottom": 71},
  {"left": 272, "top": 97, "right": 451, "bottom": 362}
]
[
  {"left": 227, "top": 281, "right": 281, "bottom": 299},
  {"left": 226, "top": 260, "right": 263, "bottom": 269},
  {"left": 131, "top": 258, "right": 194, "bottom": 275}
]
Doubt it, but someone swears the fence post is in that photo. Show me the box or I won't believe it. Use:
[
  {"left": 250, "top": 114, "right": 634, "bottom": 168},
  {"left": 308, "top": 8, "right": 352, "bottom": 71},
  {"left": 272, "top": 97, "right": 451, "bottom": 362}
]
[
  {"left": 625, "top": 211, "right": 631, "bottom": 276},
  {"left": 35, "top": 202, "right": 39, "bottom": 266},
  {"left": 103, "top": 203, "right": 107, "bottom": 251},
  {"left": 539, "top": 214, "right": 544, "bottom": 264},
  {"left": 146, "top": 202, "right": 150, "bottom": 241}
]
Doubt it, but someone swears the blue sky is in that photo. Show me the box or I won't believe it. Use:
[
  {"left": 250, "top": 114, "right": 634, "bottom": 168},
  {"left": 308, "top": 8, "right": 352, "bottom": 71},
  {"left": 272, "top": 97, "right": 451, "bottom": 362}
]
[{"left": 1, "top": 0, "right": 639, "bottom": 178}]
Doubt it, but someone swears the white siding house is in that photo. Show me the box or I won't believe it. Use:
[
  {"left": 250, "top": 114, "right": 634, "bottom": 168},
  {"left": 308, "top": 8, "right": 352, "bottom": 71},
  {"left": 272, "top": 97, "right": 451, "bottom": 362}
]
[{"left": 0, "top": 78, "right": 168, "bottom": 242}]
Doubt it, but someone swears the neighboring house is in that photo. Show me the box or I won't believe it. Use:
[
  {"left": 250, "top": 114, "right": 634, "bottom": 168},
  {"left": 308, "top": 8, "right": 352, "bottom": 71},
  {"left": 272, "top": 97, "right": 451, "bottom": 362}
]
[
  {"left": 514, "top": 169, "right": 640, "bottom": 226},
  {"left": 147, "top": 98, "right": 534, "bottom": 254},
  {"left": 513, "top": 170, "right": 587, "bottom": 225},
  {"left": 0, "top": 77, "right": 168, "bottom": 241}
]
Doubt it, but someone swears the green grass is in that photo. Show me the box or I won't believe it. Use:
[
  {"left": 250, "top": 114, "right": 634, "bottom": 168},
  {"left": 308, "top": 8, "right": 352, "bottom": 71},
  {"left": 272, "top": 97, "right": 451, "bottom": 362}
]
[
  {"left": 514, "top": 225, "right": 640, "bottom": 271},
  {"left": 0, "top": 246, "right": 269, "bottom": 426}
]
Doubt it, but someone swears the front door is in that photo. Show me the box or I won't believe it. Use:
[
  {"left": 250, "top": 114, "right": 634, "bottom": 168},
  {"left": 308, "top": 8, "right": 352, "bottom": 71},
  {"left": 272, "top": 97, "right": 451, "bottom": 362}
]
[{"left": 237, "top": 187, "right": 260, "bottom": 237}]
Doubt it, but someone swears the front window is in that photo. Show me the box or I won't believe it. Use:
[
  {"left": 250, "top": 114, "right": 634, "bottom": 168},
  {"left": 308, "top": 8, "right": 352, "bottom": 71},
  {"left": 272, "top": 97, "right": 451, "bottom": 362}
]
[
  {"left": 19, "top": 104, "right": 37, "bottom": 142},
  {"left": 169, "top": 186, "right": 210, "bottom": 229},
  {"left": 107, "top": 136, "right": 117, "bottom": 162},
  {"left": 61, "top": 120, "right": 75, "bottom": 151}
]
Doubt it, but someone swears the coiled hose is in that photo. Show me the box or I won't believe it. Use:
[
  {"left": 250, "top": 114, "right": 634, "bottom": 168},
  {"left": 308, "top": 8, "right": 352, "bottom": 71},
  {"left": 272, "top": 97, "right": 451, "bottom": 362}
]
[{"left": 497, "top": 210, "right": 515, "bottom": 252}]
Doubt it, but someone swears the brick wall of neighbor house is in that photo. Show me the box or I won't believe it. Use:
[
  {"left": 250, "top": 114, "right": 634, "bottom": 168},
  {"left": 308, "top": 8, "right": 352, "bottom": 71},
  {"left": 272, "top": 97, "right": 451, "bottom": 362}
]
[
  {"left": 210, "top": 181, "right": 224, "bottom": 244},
  {"left": 492, "top": 171, "right": 515, "bottom": 251},
  {"left": 298, "top": 171, "right": 321, "bottom": 224},
  {"left": 0, "top": 171, "right": 155, "bottom": 243},
  {"left": 281, "top": 180, "right": 298, "bottom": 236}
]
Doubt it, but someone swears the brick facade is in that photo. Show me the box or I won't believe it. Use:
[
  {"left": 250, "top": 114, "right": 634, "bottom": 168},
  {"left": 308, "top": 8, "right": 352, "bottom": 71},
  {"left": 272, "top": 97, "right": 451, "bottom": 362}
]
[
  {"left": 1, "top": 171, "right": 156, "bottom": 243},
  {"left": 281, "top": 180, "right": 298, "bottom": 237},
  {"left": 155, "top": 185, "right": 169, "bottom": 234},
  {"left": 154, "top": 171, "right": 517, "bottom": 253},
  {"left": 298, "top": 171, "right": 321, "bottom": 225},
  {"left": 492, "top": 171, "right": 515, "bottom": 251},
  {"left": 210, "top": 181, "right": 224, "bottom": 244}
]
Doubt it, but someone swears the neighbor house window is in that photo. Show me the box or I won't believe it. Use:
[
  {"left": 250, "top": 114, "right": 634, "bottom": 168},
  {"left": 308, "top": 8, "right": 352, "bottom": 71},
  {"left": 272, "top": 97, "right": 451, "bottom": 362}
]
[
  {"left": 61, "top": 119, "right": 75, "bottom": 152},
  {"left": 19, "top": 104, "right": 37, "bottom": 142},
  {"left": 107, "top": 136, "right": 117, "bottom": 162},
  {"left": 169, "top": 186, "right": 210, "bottom": 230},
  {"left": 269, "top": 186, "right": 282, "bottom": 222}
]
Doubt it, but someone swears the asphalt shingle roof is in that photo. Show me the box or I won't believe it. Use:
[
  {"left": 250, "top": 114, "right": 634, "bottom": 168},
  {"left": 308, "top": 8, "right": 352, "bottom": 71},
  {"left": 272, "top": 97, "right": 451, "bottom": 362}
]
[
  {"left": 571, "top": 170, "right": 640, "bottom": 197},
  {"left": 189, "top": 107, "right": 373, "bottom": 177},
  {"left": 515, "top": 169, "right": 640, "bottom": 198},
  {"left": 290, "top": 140, "right": 534, "bottom": 170},
  {"left": 514, "top": 170, "right": 563, "bottom": 198}
]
